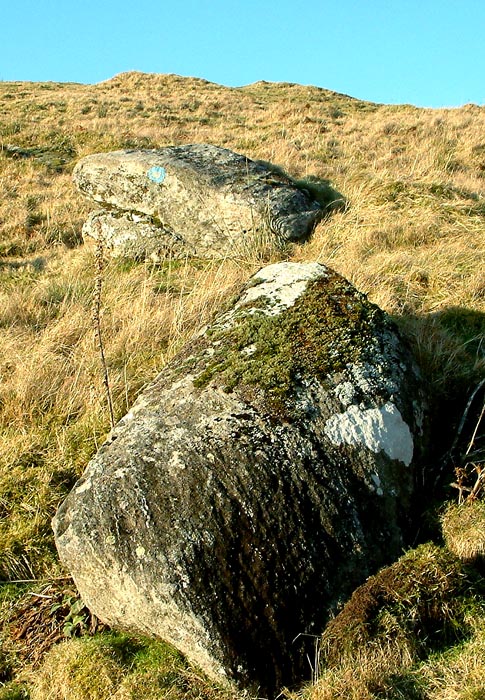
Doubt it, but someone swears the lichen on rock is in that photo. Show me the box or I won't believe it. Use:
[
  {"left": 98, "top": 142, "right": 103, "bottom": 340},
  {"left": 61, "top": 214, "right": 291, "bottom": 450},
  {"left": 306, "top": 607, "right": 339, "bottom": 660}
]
[{"left": 324, "top": 401, "right": 415, "bottom": 466}]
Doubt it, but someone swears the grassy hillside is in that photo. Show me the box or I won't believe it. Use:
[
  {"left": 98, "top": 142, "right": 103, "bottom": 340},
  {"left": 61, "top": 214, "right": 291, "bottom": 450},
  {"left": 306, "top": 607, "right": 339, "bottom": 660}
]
[{"left": 0, "top": 72, "right": 484, "bottom": 699}]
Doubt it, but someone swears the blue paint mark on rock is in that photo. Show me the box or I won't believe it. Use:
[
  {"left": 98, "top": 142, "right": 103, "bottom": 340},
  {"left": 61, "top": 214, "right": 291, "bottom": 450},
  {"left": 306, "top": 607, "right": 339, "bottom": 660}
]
[{"left": 147, "top": 166, "right": 166, "bottom": 183}]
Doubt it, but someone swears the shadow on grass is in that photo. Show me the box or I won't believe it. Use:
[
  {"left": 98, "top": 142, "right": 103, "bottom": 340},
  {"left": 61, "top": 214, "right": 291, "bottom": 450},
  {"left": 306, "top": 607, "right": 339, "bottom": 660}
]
[
  {"left": 395, "top": 306, "right": 484, "bottom": 513},
  {"left": 0, "top": 257, "right": 46, "bottom": 272}
]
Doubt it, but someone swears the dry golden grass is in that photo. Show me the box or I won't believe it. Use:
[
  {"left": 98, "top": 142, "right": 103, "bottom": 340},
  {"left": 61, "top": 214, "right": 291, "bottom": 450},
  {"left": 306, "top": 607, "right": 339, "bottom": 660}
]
[
  {"left": 416, "top": 615, "right": 485, "bottom": 700},
  {"left": 24, "top": 632, "right": 236, "bottom": 700},
  {"left": 302, "top": 616, "right": 485, "bottom": 700},
  {"left": 441, "top": 501, "right": 485, "bottom": 561},
  {"left": 0, "top": 71, "right": 484, "bottom": 698}
]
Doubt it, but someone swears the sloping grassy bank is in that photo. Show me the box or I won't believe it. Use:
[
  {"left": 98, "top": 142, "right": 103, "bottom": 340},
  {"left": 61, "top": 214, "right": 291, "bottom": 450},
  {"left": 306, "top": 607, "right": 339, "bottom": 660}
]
[{"left": 0, "top": 72, "right": 483, "bottom": 699}]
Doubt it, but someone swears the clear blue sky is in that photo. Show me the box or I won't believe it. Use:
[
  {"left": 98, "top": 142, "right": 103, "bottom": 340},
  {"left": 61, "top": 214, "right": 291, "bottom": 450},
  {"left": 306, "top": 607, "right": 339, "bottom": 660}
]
[{"left": 1, "top": 0, "right": 484, "bottom": 107}]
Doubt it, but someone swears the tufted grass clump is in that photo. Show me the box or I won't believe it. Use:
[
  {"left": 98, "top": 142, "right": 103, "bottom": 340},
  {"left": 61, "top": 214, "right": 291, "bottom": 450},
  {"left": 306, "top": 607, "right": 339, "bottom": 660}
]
[
  {"left": 292, "top": 175, "right": 347, "bottom": 213},
  {"left": 441, "top": 501, "right": 485, "bottom": 562},
  {"left": 254, "top": 158, "right": 346, "bottom": 214},
  {"left": 319, "top": 544, "right": 477, "bottom": 667},
  {"left": 27, "top": 632, "right": 235, "bottom": 700},
  {"left": 410, "top": 614, "right": 485, "bottom": 700},
  {"left": 299, "top": 544, "right": 485, "bottom": 700},
  {"left": 301, "top": 616, "right": 485, "bottom": 700}
]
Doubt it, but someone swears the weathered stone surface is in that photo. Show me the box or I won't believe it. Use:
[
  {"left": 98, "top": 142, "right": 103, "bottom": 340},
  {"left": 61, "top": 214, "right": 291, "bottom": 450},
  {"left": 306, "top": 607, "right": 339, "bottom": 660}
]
[
  {"left": 73, "top": 145, "right": 325, "bottom": 257},
  {"left": 82, "top": 210, "right": 194, "bottom": 260},
  {"left": 53, "top": 262, "right": 428, "bottom": 695}
]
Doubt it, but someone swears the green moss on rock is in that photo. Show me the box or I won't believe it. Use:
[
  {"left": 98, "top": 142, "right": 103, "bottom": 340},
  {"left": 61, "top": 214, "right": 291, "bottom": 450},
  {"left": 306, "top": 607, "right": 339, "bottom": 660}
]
[{"left": 194, "top": 270, "right": 384, "bottom": 416}]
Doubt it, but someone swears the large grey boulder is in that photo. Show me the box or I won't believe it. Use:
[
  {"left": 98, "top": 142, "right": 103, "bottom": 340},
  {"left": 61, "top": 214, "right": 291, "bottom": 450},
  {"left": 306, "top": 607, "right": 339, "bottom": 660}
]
[
  {"left": 73, "top": 145, "right": 326, "bottom": 258},
  {"left": 53, "top": 262, "right": 427, "bottom": 695}
]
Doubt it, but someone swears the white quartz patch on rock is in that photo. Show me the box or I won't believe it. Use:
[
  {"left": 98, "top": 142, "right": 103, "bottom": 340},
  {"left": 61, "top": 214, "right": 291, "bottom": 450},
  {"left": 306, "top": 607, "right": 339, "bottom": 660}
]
[
  {"left": 324, "top": 401, "right": 414, "bottom": 466},
  {"left": 236, "top": 262, "right": 327, "bottom": 316}
]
